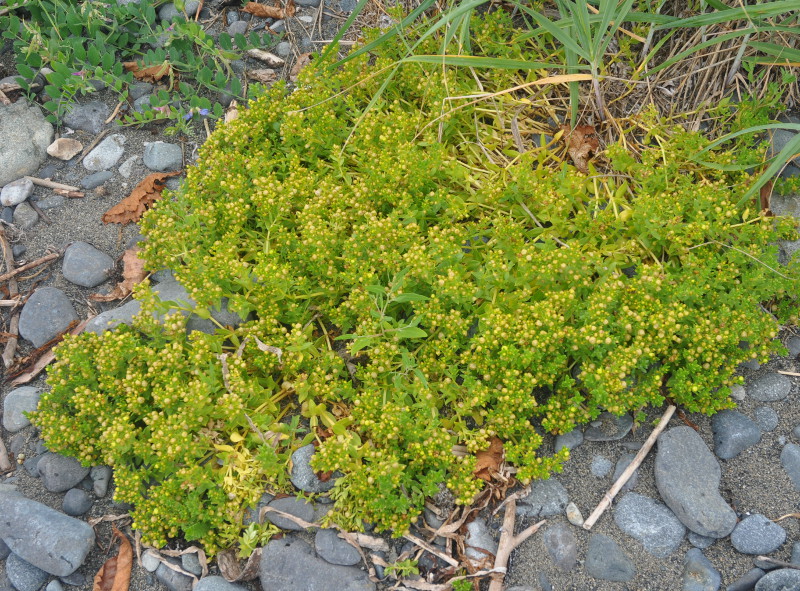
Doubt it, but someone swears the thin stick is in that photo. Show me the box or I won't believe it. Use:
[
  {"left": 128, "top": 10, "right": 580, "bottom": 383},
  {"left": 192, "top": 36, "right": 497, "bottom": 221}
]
[
  {"left": 583, "top": 405, "right": 676, "bottom": 530},
  {"left": 74, "top": 128, "right": 111, "bottom": 165},
  {"left": 105, "top": 100, "right": 123, "bottom": 124},
  {"left": 0, "top": 228, "right": 19, "bottom": 368},
  {"left": 403, "top": 532, "right": 459, "bottom": 568},
  {"left": 28, "top": 200, "right": 51, "bottom": 225},
  {"left": 487, "top": 499, "right": 546, "bottom": 591},
  {"left": 24, "top": 176, "right": 80, "bottom": 192},
  {"left": 0, "top": 251, "right": 60, "bottom": 283},
  {"left": 777, "top": 370, "right": 800, "bottom": 377},
  {"left": 755, "top": 556, "right": 800, "bottom": 571}
]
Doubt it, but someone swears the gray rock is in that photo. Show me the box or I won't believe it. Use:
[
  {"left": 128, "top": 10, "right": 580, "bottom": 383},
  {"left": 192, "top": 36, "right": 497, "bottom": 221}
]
[
  {"left": 565, "top": 502, "right": 583, "bottom": 527},
  {"left": 181, "top": 553, "right": 203, "bottom": 576},
  {"left": 584, "top": 412, "right": 633, "bottom": 441},
  {"left": 0, "top": 494, "right": 95, "bottom": 576},
  {"left": 156, "top": 559, "right": 193, "bottom": 591},
  {"left": 655, "top": 426, "right": 737, "bottom": 538},
  {"left": 129, "top": 82, "right": 154, "bottom": 101},
  {"left": 0, "top": 177, "right": 33, "bottom": 206},
  {"left": 315, "top": 528, "right": 361, "bottom": 566},
  {"left": 23, "top": 454, "right": 42, "bottom": 477},
  {"left": 243, "top": 492, "right": 275, "bottom": 526},
  {"left": 46, "top": 581, "right": 64, "bottom": 591},
  {"left": 259, "top": 536, "right": 374, "bottom": 591},
  {"left": 465, "top": 518, "right": 497, "bottom": 562},
  {"left": 185, "top": 298, "right": 250, "bottom": 334},
  {"left": 265, "top": 496, "right": 316, "bottom": 530},
  {"left": 133, "top": 95, "right": 153, "bottom": 113},
  {"left": 541, "top": 522, "right": 577, "bottom": 572},
  {"left": 727, "top": 568, "right": 765, "bottom": 591},
  {"left": 792, "top": 541, "right": 800, "bottom": 566},
  {"left": 0, "top": 571, "right": 12, "bottom": 591},
  {"left": 58, "top": 572, "right": 86, "bottom": 586},
  {"left": 195, "top": 576, "right": 248, "bottom": 591},
  {"left": 11, "top": 244, "right": 26, "bottom": 258},
  {"left": 711, "top": 410, "right": 761, "bottom": 459},
  {"left": 769, "top": 129, "right": 800, "bottom": 167},
  {"left": 276, "top": 41, "right": 291, "bottom": 58},
  {"left": 740, "top": 358, "right": 760, "bottom": 371},
  {"left": 91, "top": 465, "right": 112, "bottom": 497},
  {"left": 516, "top": 478, "right": 568, "bottom": 518},
  {"left": 159, "top": 0, "right": 200, "bottom": 21},
  {"left": 682, "top": 548, "right": 721, "bottom": 591},
  {"left": 688, "top": 532, "right": 715, "bottom": 549},
  {"left": 62, "top": 241, "right": 115, "bottom": 287},
  {"left": 612, "top": 453, "right": 639, "bottom": 493},
  {"left": 730, "top": 384, "right": 746, "bottom": 401},
  {"left": 2, "top": 386, "right": 41, "bottom": 432},
  {"left": 82, "top": 133, "right": 125, "bottom": 172},
  {"left": 13, "top": 201, "right": 38, "bottom": 229},
  {"left": 590, "top": 455, "right": 613, "bottom": 477},
  {"left": 227, "top": 20, "right": 248, "bottom": 37},
  {"left": 62, "top": 488, "right": 93, "bottom": 516},
  {"left": 787, "top": 336, "right": 800, "bottom": 357},
  {"left": 37, "top": 452, "right": 90, "bottom": 492},
  {"left": 585, "top": 534, "right": 635, "bottom": 582},
  {"left": 118, "top": 155, "right": 140, "bottom": 178},
  {"left": 754, "top": 569, "right": 800, "bottom": 591},
  {"left": 554, "top": 422, "right": 582, "bottom": 454},
  {"left": 614, "top": 492, "right": 685, "bottom": 558},
  {"left": 290, "top": 444, "right": 337, "bottom": 493},
  {"left": 1, "top": 206, "right": 12, "bottom": 224},
  {"left": 0, "top": 101, "right": 54, "bottom": 186},
  {"left": 753, "top": 406, "right": 779, "bottom": 432},
  {"left": 35, "top": 194, "right": 66, "bottom": 209},
  {"left": 731, "top": 514, "right": 786, "bottom": 554},
  {"left": 19, "top": 287, "right": 78, "bottom": 348},
  {"left": 80, "top": 170, "right": 113, "bottom": 189},
  {"left": 6, "top": 553, "right": 49, "bottom": 591},
  {"left": 143, "top": 141, "right": 183, "bottom": 172},
  {"left": 747, "top": 373, "right": 791, "bottom": 402},
  {"left": 0, "top": 538, "right": 10, "bottom": 560},
  {"left": 142, "top": 551, "right": 160, "bottom": 572},
  {"left": 63, "top": 101, "right": 108, "bottom": 134},
  {"left": 83, "top": 300, "right": 141, "bottom": 335},
  {"left": 780, "top": 443, "right": 800, "bottom": 491},
  {"left": 270, "top": 19, "right": 285, "bottom": 33},
  {"left": 295, "top": 0, "right": 320, "bottom": 5}
]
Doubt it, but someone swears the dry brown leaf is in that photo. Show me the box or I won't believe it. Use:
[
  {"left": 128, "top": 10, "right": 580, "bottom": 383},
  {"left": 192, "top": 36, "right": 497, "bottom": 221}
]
[
  {"left": 290, "top": 53, "right": 312, "bottom": 82},
  {"left": 90, "top": 247, "right": 147, "bottom": 302},
  {"left": 122, "top": 61, "right": 175, "bottom": 84},
  {"left": 242, "top": 2, "right": 284, "bottom": 18},
  {"left": 93, "top": 526, "right": 132, "bottom": 591},
  {"left": 473, "top": 437, "right": 504, "bottom": 482},
  {"left": 102, "top": 171, "right": 181, "bottom": 225},
  {"left": 561, "top": 124, "right": 599, "bottom": 174},
  {"left": 760, "top": 179, "right": 773, "bottom": 215},
  {"left": 284, "top": 0, "right": 296, "bottom": 17},
  {"left": 247, "top": 69, "right": 278, "bottom": 84}
]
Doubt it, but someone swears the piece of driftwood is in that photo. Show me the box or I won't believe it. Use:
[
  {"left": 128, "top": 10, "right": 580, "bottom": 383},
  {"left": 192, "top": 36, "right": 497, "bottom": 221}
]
[
  {"left": 24, "top": 176, "right": 80, "bottom": 192},
  {"left": 0, "top": 228, "right": 19, "bottom": 369},
  {"left": 487, "top": 499, "right": 546, "bottom": 591},
  {"left": 0, "top": 436, "right": 12, "bottom": 472},
  {"left": 0, "top": 251, "right": 59, "bottom": 283},
  {"left": 582, "top": 405, "right": 676, "bottom": 530}
]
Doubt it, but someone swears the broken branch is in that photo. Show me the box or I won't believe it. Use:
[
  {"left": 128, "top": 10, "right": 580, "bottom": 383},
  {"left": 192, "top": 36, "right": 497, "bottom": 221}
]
[
  {"left": 0, "top": 251, "right": 60, "bottom": 283},
  {"left": 582, "top": 404, "right": 676, "bottom": 530},
  {"left": 487, "top": 499, "right": 546, "bottom": 591},
  {"left": 24, "top": 176, "right": 79, "bottom": 192}
]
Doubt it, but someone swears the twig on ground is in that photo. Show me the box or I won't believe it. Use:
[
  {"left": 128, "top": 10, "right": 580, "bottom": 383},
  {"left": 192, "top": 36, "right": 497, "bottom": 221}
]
[
  {"left": 755, "top": 556, "right": 800, "bottom": 570},
  {"left": 0, "top": 436, "right": 12, "bottom": 472},
  {"left": 583, "top": 404, "right": 676, "bottom": 530},
  {"left": 8, "top": 318, "right": 90, "bottom": 387},
  {"left": 777, "top": 370, "right": 800, "bottom": 377},
  {"left": 403, "top": 532, "right": 459, "bottom": 568},
  {"left": 24, "top": 176, "right": 80, "bottom": 192},
  {"left": 0, "top": 228, "right": 20, "bottom": 369},
  {"left": 28, "top": 200, "right": 51, "bottom": 225},
  {"left": 54, "top": 188, "right": 85, "bottom": 198},
  {"left": 0, "top": 251, "right": 60, "bottom": 283},
  {"left": 105, "top": 101, "right": 124, "bottom": 124},
  {"left": 488, "top": 499, "right": 546, "bottom": 591}
]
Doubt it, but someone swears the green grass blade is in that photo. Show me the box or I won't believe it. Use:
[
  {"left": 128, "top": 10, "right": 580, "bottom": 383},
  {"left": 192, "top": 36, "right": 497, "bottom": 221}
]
[
  {"left": 515, "top": 2, "right": 591, "bottom": 61},
  {"left": 643, "top": 27, "right": 758, "bottom": 77},
  {"left": 747, "top": 41, "right": 800, "bottom": 63},
  {"left": 399, "top": 54, "right": 568, "bottom": 69},
  {"left": 656, "top": 1, "right": 798, "bottom": 30},
  {"left": 594, "top": 0, "right": 636, "bottom": 59},
  {"left": 319, "top": 0, "right": 371, "bottom": 62},
  {"left": 702, "top": 0, "right": 729, "bottom": 10}
]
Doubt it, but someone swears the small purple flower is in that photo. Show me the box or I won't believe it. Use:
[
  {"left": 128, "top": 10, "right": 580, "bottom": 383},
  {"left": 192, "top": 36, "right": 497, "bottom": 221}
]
[
  {"left": 184, "top": 107, "right": 210, "bottom": 121},
  {"left": 71, "top": 71, "right": 85, "bottom": 77},
  {"left": 153, "top": 105, "right": 170, "bottom": 114},
  {"left": 183, "top": 111, "right": 193, "bottom": 121}
]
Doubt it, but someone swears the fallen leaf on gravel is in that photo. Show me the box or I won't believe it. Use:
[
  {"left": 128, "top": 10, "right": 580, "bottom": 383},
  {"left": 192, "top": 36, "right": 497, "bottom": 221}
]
[
  {"left": 224, "top": 100, "right": 239, "bottom": 124},
  {"left": 102, "top": 171, "right": 180, "bottom": 225},
  {"left": 290, "top": 53, "right": 312, "bottom": 82},
  {"left": 473, "top": 437, "right": 504, "bottom": 482},
  {"left": 241, "top": 2, "right": 283, "bottom": 18},
  {"left": 122, "top": 61, "right": 174, "bottom": 84},
  {"left": 93, "top": 526, "right": 132, "bottom": 591},
  {"left": 247, "top": 68, "right": 278, "bottom": 84},
  {"left": 90, "top": 247, "right": 147, "bottom": 302},
  {"left": 561, "top": 124, "right": 599, "bottom": 173},
  {"left": 246, "top": 49, "right": 284, "bottom": 67}
]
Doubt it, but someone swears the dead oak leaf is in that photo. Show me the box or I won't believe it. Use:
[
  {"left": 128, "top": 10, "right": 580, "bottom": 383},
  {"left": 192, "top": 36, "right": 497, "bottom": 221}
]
[
  {"left": 561, "top": 124, "right": 599, "bottom": 174},
  {"left": 93, "top": 526, "right": 132, "bottom": 591},
  {"left": 473, "top": 437, "right": 504, "bottom": 482},
  {"left": 102, "top": 171, "right": 181, "bottom": 225},
  {"left": 247, "top": 69, "right": 278, "bottom": 84},
  {"left": 242, "top": 1, "right": 283, "bottom": 18},
  {"left": 90, "top": 247, "right": 147, "bottom": 303},
  {"left": 290, "top": 53, "right": 312, "bottom": 82},
  {"left": 122, "top": 61, "right": 175, "bottom": 85}
]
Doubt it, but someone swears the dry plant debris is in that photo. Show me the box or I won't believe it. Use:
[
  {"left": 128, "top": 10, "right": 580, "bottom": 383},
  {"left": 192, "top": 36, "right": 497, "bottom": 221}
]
[
  {"left": 242, "top": 0, "right": 295, "bottom": 19},
  {"left": 561, "top": 124, "right": 599, "bottom": 173},
  {"left": 122, "top": 61, "right": 175, "bottom": 84},
  {"left": 93, "top": 526, "right": 132, "bottom": 591},
  {"left": 89, "top": 247, "right": 147, "bottom": 302},
  {"left": 102, "top": 171, "right": 181, "bottom": 225}
]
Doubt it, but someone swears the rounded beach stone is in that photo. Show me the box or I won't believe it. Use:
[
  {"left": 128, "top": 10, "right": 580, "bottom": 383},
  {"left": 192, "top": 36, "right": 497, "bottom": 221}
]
[
  {"left": 62, "top": 488, "right": 93, "bottom": 516},
  {"left": 0, "top": 177, "right": 34, "bottom": 206},
  {"left": 315, "top": 528, "right": 361, "bottom": 566},
  {"left": 62, "top": 241, "right": 115, "bottom": 287},
  {"left": 747, "top": 373, "right": 791, "bottom": 402},
  {"left": 585, "top": 534, "right": 635, "bottom": 582},
  {"left": 18, "top": 287, "right": 78, "bottom": 348},
  {"left": 37, "top": 452, "right": 91, "bottom": 492},
  {"left": 0, "top": 101, "right": 54, "bottom": 186},
  {"left": 2, "top": 386, "right": 41, "bottom": 432},
  {"left": 711, "top": 410, "right": 761, "bottom": 459},
  {"left": 6, "top": 552, "right": 49, "bottom": 591},
  {"left": 731, "top": 514, "right": 786, "bottom": 554}
]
